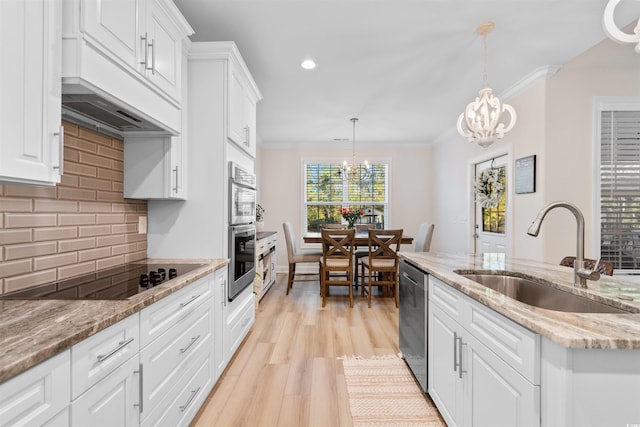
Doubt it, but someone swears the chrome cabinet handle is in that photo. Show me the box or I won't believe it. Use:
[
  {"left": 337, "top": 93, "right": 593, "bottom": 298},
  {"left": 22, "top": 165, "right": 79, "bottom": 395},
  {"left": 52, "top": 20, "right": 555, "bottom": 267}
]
[
  {"left": 223, "top": 279, "right": 227, "bottom": 307},
  {"left": 244, "top": 125, "right": 250, "bottom": 147},
  {"left": 149, "top": 39, "right": 155, "bottom": 74},
  {"left": 140, "top": 33, "right": 148, "bottom": 68},
  {"left": 173, "top": 166, "right": 179, "bottom": 193},
  {"left": 457, "top": 337, "right": 467, "bottom": 379},
  {"left": 180, "top": 294, "right": 200, "bottom": 308},
  {"left": 179, "top": 387, "right": 200, "bottom": 412},
  {"left": 52, "top": 125, "right": 64, "bottom": 173},
  {"left": 453, "top": 331, "right": 458, "bottom": 372},
  {"left": 180, "top": 335, "right": 201, "bottom": 354},
  {"left": 97, "top": 337, "right": 134, "bottom": 362},
  {"left": 133, "top": 364, "right": 143, "bottom": 413}
]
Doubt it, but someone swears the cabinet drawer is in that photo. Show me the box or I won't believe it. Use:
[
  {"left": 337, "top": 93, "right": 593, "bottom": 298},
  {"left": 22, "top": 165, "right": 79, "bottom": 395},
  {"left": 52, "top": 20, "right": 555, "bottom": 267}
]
[
  {"left": 140, "top": 275, "right": 212, "bottom": 348},
  {"left": 71, "top": 314, "right": 139, "bottom": 399},
  {"left": 256, "top": 238, "right": 268, "bottom": 254},
  {"left": 140, "top": 301, "right": 212, "bottom": 416},
  {"left": 0, "top": 350, "right": 70, "bottom": 427},
  {"left": 430, "top": 276, "right": 464, "bottom": 322},
  {"left": 141, "top": 351, "right": 213, "bottom": 427},
  {"left": 463, "top": 296, "right": 540, "bottom": 384},
  {"left": 226, "top": 293, "right": 255, "bottom": 357}
]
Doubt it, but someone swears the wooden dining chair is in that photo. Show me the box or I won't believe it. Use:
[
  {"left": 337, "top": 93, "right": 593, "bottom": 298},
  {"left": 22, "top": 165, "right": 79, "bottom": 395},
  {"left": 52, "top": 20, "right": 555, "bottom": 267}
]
[
  {"left": 354, "top": 223, "right": 377, "bottom": 287},
  {"left": 320, "top": 228, "right": 355, "bottom": 307},
  {"left": 360, "top": 229, "right": 403, "bottom": 308}
]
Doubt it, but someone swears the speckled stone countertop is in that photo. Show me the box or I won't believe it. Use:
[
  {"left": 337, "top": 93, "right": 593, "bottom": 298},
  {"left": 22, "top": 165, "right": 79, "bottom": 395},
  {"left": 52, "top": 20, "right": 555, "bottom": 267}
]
[
  {"left": 399, "top": 252, "right": 640, "bottom": 350},
  {"left": 0, "top": 258, "right": 228, "bottom": 384}
]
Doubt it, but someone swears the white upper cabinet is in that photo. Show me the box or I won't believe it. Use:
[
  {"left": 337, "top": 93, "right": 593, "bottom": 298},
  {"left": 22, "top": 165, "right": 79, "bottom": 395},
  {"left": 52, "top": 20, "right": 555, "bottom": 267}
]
[
  {"left": 62, "top": 0, "right": 193, "bottom": 134},
  {"left": 144, "top": 0, "right": 183, "bottom": 102},
  {"left": 226, "top": 50, "right": 261, "bottom": 158},
  {"left": 0, "top": 0, "right": 63, "bottom": 186},
  {"left": 82, "top": 0, "right": 139, "bottom": 69}
]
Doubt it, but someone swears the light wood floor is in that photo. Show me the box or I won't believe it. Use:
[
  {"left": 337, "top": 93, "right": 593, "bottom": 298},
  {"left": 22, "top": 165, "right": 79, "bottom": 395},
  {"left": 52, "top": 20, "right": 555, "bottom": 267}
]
[{"left": 191, "top": 274, "right": 402, "bottom": 427}]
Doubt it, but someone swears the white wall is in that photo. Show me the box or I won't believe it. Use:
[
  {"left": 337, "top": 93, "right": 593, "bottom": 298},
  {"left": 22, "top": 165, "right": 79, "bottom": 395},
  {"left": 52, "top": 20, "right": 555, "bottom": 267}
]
[
  {"left": 431, "top": 36, "right": 640, "bottom": 265},
  {"left": 257, "top": 143, "right": 432, "bottom": 271}
]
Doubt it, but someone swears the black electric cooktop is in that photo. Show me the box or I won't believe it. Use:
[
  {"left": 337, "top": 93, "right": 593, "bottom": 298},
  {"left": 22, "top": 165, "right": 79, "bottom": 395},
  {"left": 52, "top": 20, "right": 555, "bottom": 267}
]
[{"left": 1, "top": 262, "right": 205, "bottom": 300}]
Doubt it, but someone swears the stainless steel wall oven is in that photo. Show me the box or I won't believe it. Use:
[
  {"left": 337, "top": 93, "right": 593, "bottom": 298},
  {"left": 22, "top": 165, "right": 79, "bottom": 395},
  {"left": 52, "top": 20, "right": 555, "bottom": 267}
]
[
  {"left": 228, "top": 223, "right": 256, "bottom": 301},
  {"left": 228, "top": 162, "right": 257, "bottom": 301}
]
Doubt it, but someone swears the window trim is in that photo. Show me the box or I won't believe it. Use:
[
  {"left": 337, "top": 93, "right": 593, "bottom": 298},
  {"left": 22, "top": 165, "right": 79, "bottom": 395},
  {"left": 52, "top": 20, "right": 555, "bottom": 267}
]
[
  {"left": 300, "top": 157, "right": 391, "bottom": 246},
  {"left": 593, "top": 96, "right": 640, "bottom": 273}
]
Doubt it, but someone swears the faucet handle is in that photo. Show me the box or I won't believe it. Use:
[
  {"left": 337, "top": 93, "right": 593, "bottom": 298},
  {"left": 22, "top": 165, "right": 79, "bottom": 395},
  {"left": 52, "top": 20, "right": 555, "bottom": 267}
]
[{"left": 577, "top": 258, "right": 601, "bottom": 283}]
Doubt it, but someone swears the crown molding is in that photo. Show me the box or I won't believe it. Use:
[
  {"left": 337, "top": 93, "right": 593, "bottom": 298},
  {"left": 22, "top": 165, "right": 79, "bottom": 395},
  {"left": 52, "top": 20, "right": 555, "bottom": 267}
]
[{"left": 500, "top": 64, "right": 563, "bottom": 101}]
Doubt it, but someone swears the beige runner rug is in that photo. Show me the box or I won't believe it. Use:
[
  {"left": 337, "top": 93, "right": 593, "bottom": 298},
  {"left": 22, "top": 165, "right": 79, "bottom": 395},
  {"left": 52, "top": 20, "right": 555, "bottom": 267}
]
[{"left": 340, "top": 354, "right": 445, "bottom": 427}]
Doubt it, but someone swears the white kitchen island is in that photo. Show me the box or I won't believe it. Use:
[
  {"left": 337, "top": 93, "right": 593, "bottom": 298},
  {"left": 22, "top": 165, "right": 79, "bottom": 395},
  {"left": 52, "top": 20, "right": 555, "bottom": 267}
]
[{"left": 400, "top": 252, "right": 640, "bottom": 427}]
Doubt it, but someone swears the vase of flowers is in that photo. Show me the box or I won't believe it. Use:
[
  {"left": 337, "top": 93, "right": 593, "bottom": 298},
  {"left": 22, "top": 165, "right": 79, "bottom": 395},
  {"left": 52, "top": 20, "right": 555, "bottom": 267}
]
[
  {"left": 256, "top": 204, "right": 265, "bottom": 231},
  {"left": 341, "top": 207, "right": 364, "bottom": 229}
]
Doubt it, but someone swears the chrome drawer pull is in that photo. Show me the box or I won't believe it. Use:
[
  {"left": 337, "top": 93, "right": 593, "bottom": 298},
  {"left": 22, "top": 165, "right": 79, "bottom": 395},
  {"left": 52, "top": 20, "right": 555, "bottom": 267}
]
[
  {"left": 97, "top": 337, "right": 134, "bottom": 362},
  {"left": 180, "top": 335, "right": 201, "bottom": 354},
  {"left": 133, "top": 364, "right": 144, "bottom": 413},
  {"left": 179, "top": 387, "right": 200, "bottom": 412},
  {"left": 180, "top": 294, "right": 200, "bottom": 308},
  {"left": 458, "top": 338, "right": 467, "bottom": 379}
]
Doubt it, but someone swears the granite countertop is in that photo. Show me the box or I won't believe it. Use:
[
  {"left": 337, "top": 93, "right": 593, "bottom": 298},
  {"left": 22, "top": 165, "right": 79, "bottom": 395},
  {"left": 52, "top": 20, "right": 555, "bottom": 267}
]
[
  {"left": 256, "top": 230, "right": 277, "bottom": 239},
  {"left": 0, "top": 258, "right": 228, "bottom": 384},
  {"left": 399, "top": 252, "right": 640, "bottom": 350}
]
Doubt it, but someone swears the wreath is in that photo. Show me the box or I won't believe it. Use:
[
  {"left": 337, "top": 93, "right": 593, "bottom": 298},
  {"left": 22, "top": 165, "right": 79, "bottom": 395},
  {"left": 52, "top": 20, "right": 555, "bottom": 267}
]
[{"left": 474, "top": 168, "right": 505, "bottom": 208}]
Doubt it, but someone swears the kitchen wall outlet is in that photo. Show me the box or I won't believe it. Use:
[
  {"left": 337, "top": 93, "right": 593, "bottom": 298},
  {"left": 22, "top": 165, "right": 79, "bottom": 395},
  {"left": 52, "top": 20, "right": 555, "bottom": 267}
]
[{"left": 138, "top": 216, "right": 147, "bottom": 234}]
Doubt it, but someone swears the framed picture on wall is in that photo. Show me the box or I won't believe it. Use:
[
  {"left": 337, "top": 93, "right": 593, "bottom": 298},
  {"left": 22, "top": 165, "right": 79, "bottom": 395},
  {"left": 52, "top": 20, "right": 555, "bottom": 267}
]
[{"left": 515, "top": 155, "right": 536, "bottom": 194}]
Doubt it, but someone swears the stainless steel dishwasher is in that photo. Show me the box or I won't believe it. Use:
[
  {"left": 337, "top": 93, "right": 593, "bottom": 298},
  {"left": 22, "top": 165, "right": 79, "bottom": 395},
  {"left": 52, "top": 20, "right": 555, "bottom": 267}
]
[{"left": 399, "top": 259, "right": 428, "bottom": 392}]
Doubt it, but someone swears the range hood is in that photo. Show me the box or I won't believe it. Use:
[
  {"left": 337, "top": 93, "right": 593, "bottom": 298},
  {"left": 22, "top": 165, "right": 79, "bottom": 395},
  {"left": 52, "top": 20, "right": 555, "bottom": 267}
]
[{"left": 62, "top": 93, "right": 171, "bottom": 138}]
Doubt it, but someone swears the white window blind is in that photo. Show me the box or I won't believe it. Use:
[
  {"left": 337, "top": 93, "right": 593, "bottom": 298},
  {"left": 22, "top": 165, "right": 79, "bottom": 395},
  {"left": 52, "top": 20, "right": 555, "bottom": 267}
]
[
  {"left": 304, "top": 162, "right": 388, "bottom": 232},
  {"left": 600, "top": 110, "right": 640, "bottom": 270}
]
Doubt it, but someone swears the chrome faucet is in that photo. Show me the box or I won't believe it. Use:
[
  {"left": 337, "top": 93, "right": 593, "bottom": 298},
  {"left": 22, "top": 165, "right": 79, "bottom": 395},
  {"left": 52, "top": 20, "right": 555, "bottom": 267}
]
[{"left": 527, "top": 201, "right": 600, "bottom": 288}]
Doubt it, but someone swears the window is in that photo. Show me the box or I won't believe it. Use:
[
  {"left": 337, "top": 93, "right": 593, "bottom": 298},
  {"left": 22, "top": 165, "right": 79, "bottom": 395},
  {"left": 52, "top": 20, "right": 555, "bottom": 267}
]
[
  {"left": 600, "top": 110, "right": 640, "bottom": 271},
  {"left": 304, "top": 162, "right": 388, "bottom": 232},
  {"left": 481, "top": 166, "right": 506, "bottom": 234}
]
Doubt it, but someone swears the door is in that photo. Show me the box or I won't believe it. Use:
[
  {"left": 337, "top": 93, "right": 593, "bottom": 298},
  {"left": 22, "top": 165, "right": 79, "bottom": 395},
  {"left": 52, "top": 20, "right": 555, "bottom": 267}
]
[
  {"left": 474, "top": 156, "right": 509, "bottom": 255},
  {"left": 429, "top": 304, "right": 463, "bottom": 427},
  {"left": 0, "top": 0, "right": 62, "bottom": 185},
  {"left": 145, "top": 0, "right": 182, "bottom": 102},
  {"left": 463, "top": 331, "right": 540, "bottom": 427},
  {"left": 71, "top": 355, "right": 140, "bottom": 427}
]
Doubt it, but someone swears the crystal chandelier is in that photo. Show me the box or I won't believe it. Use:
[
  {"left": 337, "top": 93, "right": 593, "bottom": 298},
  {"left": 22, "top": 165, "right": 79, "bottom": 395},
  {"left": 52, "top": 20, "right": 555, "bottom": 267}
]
[
  {"left": 457, "top": 21, "right": 517, "bottom": 149},
  {"left": 603, "top": 0, "right": 640, "bottom": 53},
  {"left": 339, "top": 118, "right": 370, "bottom": 180}
]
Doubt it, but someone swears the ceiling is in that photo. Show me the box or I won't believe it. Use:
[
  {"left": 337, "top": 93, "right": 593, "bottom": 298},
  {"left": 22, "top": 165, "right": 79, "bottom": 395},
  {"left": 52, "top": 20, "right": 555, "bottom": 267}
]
[{"left": 173, "top": 0, "right": 640, "bottom": 147}]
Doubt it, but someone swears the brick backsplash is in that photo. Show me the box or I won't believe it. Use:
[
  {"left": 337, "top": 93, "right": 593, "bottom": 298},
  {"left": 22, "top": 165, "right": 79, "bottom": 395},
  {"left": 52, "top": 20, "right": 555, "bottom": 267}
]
[{"left": 0, "top": 121, "right": 147, "bottom": 294}]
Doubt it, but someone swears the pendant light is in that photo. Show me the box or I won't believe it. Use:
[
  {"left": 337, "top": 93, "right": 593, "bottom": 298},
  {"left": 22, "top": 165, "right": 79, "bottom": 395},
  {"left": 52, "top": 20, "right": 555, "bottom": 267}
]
[
  {"left": 457, "top": 21, "right": 517, "bottom": 149},
  {"left": 339, "top": 118, "right": 370, "bottom": 180},
  {"left": 603, "top": 0, "right": 640, "bottom": 53}
]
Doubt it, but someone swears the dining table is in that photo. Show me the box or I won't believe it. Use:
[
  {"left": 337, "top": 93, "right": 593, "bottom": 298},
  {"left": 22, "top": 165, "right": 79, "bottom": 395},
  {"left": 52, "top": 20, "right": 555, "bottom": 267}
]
[{"left": 303, "top": 231, "right": 413, "bottom": 247}]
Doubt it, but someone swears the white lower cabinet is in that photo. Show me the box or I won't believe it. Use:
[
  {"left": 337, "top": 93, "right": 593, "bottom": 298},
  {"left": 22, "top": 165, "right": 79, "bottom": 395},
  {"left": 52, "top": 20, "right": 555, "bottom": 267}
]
[
  {"left": 71, "top": 354, "right": 141, "bottom": 427},
  {"left": 0, "top": 266, "right": 255, "bottom": 427},
  {"left": 0, "top": 350, "right": 70, "bottom": 427},
  {"left": 70, "top": 314, "right": 140, "bottom": 426},
  {"left": 139, "top": 274, "right": 214, "bottom": 426},
  {"left": 225, "top": 289, "right": 256, "bottom": 361},
  {"left": 429, "top": 277, "right": 540, "bottom": 427},
  {"left": 213, "top": 266, "right": 228, "bottom": 381}
]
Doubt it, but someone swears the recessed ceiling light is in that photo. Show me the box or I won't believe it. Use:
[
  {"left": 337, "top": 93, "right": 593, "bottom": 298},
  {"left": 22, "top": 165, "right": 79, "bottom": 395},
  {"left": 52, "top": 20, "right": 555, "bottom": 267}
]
[{"left": 301, "top": 59, "right": 317, "bottom": 70}]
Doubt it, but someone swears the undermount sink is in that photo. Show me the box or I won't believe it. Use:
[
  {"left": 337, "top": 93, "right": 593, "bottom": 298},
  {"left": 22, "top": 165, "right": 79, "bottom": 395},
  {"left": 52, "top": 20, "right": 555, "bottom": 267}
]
[{"left": 454, "top": 271, "right": 629, "bottom": 314}]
